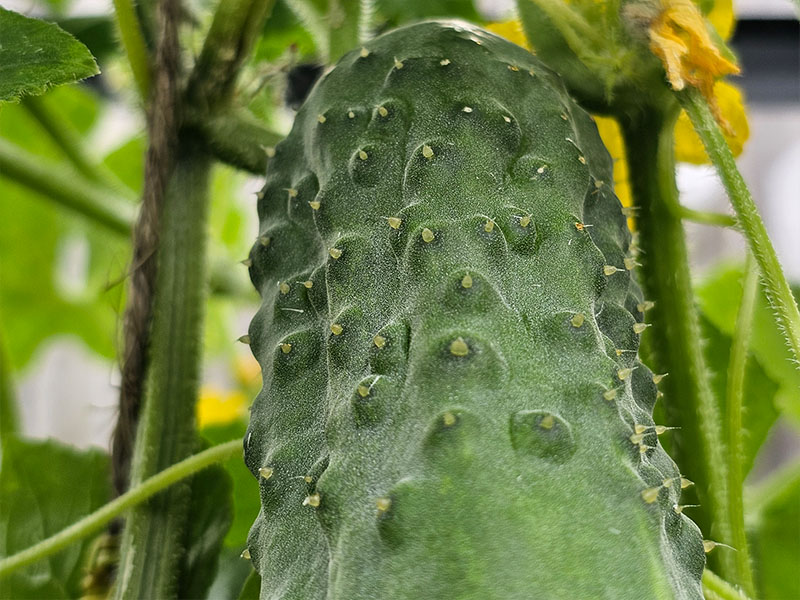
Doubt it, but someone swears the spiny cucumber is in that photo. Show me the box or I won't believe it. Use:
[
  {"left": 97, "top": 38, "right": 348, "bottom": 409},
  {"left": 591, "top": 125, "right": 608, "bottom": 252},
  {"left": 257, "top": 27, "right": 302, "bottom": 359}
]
[{"left": 242, "top": 20, "right": 704, "bottom": 599}]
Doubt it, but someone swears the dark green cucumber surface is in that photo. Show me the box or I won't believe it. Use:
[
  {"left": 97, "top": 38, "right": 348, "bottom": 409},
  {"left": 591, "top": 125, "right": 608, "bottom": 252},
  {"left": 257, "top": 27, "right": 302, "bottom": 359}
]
[{"left": 243, "top": 20, "right": 704, "bottom": 600}]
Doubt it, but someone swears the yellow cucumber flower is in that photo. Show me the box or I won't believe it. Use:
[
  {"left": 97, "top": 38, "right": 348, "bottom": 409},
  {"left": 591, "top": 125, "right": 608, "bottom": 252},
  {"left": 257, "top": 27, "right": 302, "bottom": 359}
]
[
  {"left": 197, "top": 385, "right": 248, "bottom": 428},
  {"left": 486, "top": 20, "right": 528, "bottom": 49},
  {"left": 648, "top": 0, "right": 739, "bottom": 129},
  {"left": 674, "top": 79, "right": 748, "bottom": 163},
  {"left": 593, "top": 115, "right": 633, "bottom": 207},
  {"left": 706, "top": 0, "right": 735, "bottom": 41},
  {"left": 491, "top": 0, "right": 749, "bottom": 194}
]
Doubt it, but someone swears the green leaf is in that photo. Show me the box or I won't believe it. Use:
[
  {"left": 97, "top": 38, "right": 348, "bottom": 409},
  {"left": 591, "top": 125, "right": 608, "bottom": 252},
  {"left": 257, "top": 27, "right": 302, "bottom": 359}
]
[
  {"left": 0, "top": 7, "right": 98, "bottom": 103},
  {"left": 1, "top": 85, "right": 99, "bottom": 156},
  {"left": 0, "top": 88, "right": 129, "bottom": 370},
  {"left": 237, "top": 570, "right": 261, "bottom": 600},
  {"left": 327, "top": 0, "right": 364, "bottom": 62},
  {"left": 0, "top": 436, "right": 111, "bottom": 598},
  {"left": 200, "top": 422, "right": 260, "bottom": 549},
  {"left": 102, "top": 135, "right": 147, "bottom": 196},
  {"left": 0, "top": 334, "right": 17, "bottom": 437},
  {"left": 0, "top": 173, "right": 128, "bottom": 369},
  {"left": 700, "top": 316, "right": 779, "bottom": 476},
  {"left": 375, "top": 0, "right": 480, "bottom": 24},
  {"left": 697, "top": 265, "right": 800, "bottom": 423},
  {"left": 177, "top": 460, "right": 234, "bottom": 600},
  {"left": 253, "top": 1, "right": 317, "bottom": 63},
  {"left": 34, "top": 0, "right": 72, "bottom": 17},
  {"left": 207, "top": 548, "right": 254, "bottom": 600},
  {"left": 57, "top": 16, "right": 119, "bottom": 63},
  {"left": 748, "top": 462, "right": 800, "bottom": 599}
]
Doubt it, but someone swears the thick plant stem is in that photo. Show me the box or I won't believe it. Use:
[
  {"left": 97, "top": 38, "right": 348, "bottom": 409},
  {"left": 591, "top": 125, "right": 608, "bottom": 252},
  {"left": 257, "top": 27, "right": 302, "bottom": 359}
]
[
  {"left": 186, "top": 109, "right": 282, "bottom": 174},
  {"left": 620, "top": 107, "right": 732, "bottom": 572},
  {"left": 680, "top": 88, "right": 800, "bottom": 369},
  {"left": 113, "top": 148, "right": 211, "bottom": 600},
  {"left": 188, "top": 0, "right": 277, "bottom": 111},
  {"left": 0, "top": 439, "right": 239, "bottom": 578},
  {"left": 724, "top": 256, "right": 758, "bottom": 596},
  {"left": 112, "top": 0, "right": 152, "bottom": 99},
  {"left": 0, "top": 138, "right": 136, "bottom": 235},
  {"left": 114, "top": 0, "right": 272, "bottom": 504},
  {"left": 112, "top": 0, "right": 182, "bottom": 499}
]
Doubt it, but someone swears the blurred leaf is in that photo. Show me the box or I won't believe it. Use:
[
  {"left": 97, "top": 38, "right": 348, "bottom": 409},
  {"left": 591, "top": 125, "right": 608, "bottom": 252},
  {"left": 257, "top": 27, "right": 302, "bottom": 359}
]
[
  {"left": 697, "top": 265, "right": 800, "bottom": 423},
  {"left": 0, "top": 175, "right": 128, "bottom": 369},
  {"left": 204, "top": 163, "right": 259, "bottom": 358},
  {"left": 57, "top": 16, "right": 119, "bottom": 63},
  {"left": 0, "top": 436, "right": 111, "bottom": 598},
  {"left": 0, "top": 7, "right": 98, "bottom": 103},
  {"left": 206, "top": 548, "right": 254, "bottom": 600},
  {"left": 0, "top": 88, "right": 129, "bottom": 370},
  {"left": 0, "top": 333, "right": 17, "bottom": 436},
  {"left": 35, "top": 0, "right": 72, "bottom": 17},
  {"left": 254, "top": 1, "right": 317, "bottom": 63},
  {"left": 237, "top": 570, "right": 261, "bottom": 599},
  {"left": 210, "top": 165, "right": 253, "bottom": 255},
  {"left": 1, "top": 86, "right": 99, "bottom": 156},
  {"left": 748, "top": 462, "right": 800, "bottom": 599},
  {"left": 200, "top": 422, "right": 259, "bottom": 549},
  {"left": 375, "top": 0, "right": 480, "bottom": 25},
  {"left": 103, "top": 135, "right": 146, "bottom": 195},
  {"left": 700, "top": 316, "right": 779, "bottom": 476},
  {"left": 177, "top": 459, "right": 234, "bottom": 600}
]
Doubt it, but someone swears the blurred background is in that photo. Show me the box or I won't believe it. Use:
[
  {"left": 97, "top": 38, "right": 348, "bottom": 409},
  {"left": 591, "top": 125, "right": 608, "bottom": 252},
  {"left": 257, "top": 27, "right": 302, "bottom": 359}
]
[{"left": 1, "top": 0, "right": 798, "bottom": 476}]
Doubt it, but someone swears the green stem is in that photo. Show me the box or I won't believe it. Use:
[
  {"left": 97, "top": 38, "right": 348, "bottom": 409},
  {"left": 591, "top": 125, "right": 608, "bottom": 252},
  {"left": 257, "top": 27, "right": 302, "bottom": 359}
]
[
  {"left": 112, "top": 0, "right": 152, "bottom": 100},
  {"left": 703, "top": 570, "right": 752, "bottom": 600},
  {"left": 724, "top": 256, "right": 758, "bottom": 596},
  {"left": 620, "top": 107, "right": 732, "bottom": 572},
  {"left": 0, "top": 138, "right": 136, "bottom": 235},
  {"left": 680, "top": 207, "right": 738, "bottom": 229},
  {"left": 186, "top": 109, "right": 282, "bottom": 174},
  {"left": 113, "top": 146, "right": 212, "bottom": 599},
  {"left": 0, "top": 439, "right": 240, "bottom": 578},
  {"left": 188, "top": 0, "right": 277, "bottom": 111},
  {"left": 679, "top": 88, "right": 800, "bottom": 369}
]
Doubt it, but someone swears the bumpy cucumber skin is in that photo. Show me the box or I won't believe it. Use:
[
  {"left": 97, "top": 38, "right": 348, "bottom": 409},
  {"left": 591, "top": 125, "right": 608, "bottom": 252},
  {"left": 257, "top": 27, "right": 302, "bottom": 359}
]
[{"left": 243, "top": 21, "right": 704, "bottom": 599}]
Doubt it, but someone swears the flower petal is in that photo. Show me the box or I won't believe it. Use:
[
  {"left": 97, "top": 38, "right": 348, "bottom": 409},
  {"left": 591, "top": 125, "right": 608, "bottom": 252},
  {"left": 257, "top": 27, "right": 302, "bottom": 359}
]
[
  {"left": 707, "top": 0, "right": 734, "bottom": 41},
  {"left": 486, "top": 20, "right": 530, "bottom": 50},
  {"left": 675, "top": 79, "right": 749, "bottom": 163},
  {"left": 197, "top": 386, "right": 247, "bottom": 428},
  {"left": 648, "top": 0, "right": 740, "bottom": 127}
]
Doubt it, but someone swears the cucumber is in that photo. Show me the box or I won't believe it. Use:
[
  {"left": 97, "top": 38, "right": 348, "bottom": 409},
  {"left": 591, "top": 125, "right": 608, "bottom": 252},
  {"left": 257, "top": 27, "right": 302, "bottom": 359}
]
[{"left": 242, "top": 21, "right": 704, "bottom": 599}]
